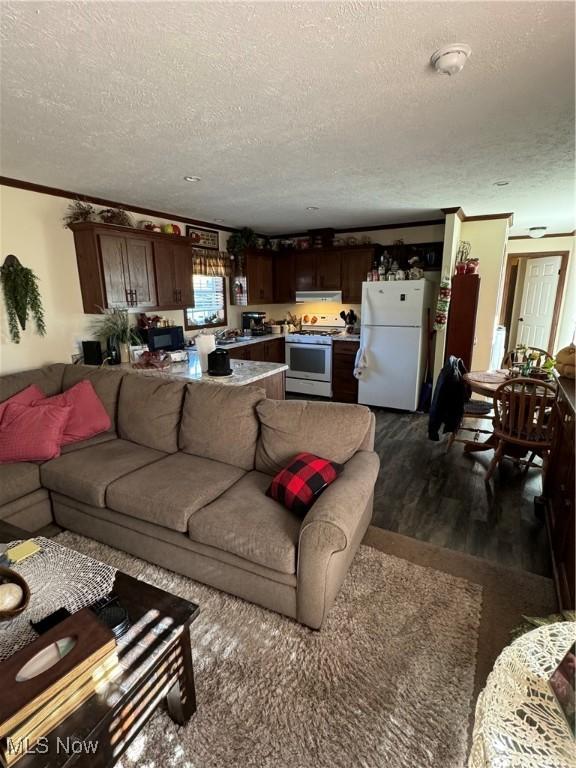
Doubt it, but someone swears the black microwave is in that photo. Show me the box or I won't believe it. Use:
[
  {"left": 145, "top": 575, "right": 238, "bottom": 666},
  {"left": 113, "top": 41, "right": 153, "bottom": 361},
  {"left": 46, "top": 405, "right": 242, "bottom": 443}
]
[{"left": 144, "top": 326, "right": 185, "bottom": 352}]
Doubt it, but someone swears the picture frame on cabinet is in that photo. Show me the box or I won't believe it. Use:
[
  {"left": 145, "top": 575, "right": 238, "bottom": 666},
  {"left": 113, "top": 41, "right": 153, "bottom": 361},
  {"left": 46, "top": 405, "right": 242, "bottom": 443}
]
[{"left": 185, "top": 225, "right": 220, "bottom": 250}]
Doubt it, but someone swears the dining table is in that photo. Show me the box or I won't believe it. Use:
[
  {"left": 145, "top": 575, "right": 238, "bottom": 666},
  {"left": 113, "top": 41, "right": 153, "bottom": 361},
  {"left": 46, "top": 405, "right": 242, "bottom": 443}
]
[{"left": 461, "top": 369, "right": 557, "bottom": 454}]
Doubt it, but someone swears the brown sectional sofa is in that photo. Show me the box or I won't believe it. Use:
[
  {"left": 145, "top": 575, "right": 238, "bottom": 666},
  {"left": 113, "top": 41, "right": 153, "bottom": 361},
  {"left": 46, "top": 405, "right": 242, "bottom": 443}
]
[{"left": 0, "top": 364, "right": 379, "bottom": 629}]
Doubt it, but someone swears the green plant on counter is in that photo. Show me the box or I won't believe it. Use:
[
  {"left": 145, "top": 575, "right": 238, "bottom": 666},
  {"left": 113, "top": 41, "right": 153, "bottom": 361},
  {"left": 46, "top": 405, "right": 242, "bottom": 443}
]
[
  {"left": 89, "top": 308, "right": 141, "bottom": 345},
  {"left": 0, "top": 255, "right": 46, "bottom": 343}
]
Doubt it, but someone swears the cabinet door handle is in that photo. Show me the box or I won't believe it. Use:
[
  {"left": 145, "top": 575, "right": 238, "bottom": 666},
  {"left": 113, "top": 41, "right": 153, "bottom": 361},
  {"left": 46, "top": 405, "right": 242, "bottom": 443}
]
[
  {"left": 178, "top": 289, "right": 182, "bottom": 302},
  {"left": 132, "top": 290, "right": 138, "bottom": 306}
]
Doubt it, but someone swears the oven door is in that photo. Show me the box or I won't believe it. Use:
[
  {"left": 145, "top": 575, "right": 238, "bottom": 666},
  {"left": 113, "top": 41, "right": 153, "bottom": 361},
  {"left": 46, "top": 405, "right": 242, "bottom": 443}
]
[{"left": 285, "top": 342, "right": 331, "bottom": 382}]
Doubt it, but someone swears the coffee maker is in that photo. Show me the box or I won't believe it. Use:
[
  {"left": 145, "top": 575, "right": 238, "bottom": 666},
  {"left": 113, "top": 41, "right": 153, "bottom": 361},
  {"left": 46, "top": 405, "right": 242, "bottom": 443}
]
[{"left": 242, "top": 311, "right": 268, "bottom": 336}]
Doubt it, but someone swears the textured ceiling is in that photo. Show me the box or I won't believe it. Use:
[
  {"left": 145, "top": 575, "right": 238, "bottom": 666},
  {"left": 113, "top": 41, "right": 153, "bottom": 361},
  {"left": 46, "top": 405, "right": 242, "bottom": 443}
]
[{"left": 1, "top": 1, "right": 574, "bottom": 235}]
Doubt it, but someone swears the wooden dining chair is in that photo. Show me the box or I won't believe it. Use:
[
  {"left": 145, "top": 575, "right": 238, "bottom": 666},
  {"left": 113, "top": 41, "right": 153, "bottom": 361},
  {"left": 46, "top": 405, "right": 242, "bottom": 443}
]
[
  {"left": 485, "top": 377, "right": 557, "bottom": 481},
  {"left": 501, "top": 347, "right": 553, "bottom": 369}
]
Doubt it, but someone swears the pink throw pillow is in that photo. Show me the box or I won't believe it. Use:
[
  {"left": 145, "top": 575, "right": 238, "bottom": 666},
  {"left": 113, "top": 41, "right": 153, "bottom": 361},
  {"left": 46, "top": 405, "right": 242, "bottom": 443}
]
[
  {"left": 0, "top": 402, "right": 71, "bottom": 463},
  {"left": 35, "top": 380, "right": 111, "bottom": 445},
  {"left": 0, "top": 385, "right": 45, "bottom": 423}
]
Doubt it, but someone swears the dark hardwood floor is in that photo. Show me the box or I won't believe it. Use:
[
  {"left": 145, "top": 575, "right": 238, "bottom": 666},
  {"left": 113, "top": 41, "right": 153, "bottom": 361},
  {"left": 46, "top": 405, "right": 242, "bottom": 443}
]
[{"left": 370, "top": 408, "right": 551, "bottom": 577}]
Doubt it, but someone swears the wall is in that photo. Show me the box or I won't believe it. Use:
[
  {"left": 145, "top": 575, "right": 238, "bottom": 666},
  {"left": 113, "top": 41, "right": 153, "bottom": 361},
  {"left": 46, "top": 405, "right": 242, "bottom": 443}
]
[
  {"left": 0, "top": 185, "right": 230, "bottom": 374},
  {"left": 506, "top": 235, "right": 576, "bottom": 350},
  {"left": 460, "top": 218, "right": 510, "bottom": 370},
  {"left": 432, "top": 212, "right": 461, "bottom": 381}
]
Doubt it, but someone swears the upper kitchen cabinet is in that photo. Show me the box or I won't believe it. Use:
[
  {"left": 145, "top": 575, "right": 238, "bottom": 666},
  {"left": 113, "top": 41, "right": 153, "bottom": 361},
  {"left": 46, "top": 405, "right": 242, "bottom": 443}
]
[
  {"left": 340, "top": 247, "right": 375, "bottom": 303},
  {"left": 72, "top": 223, "right": 157, "bottom": 312},
  {"left": 273, "top": 250, "right": 295, "bottom": 303},
  {"left": 315, "top": 250, "right": 341, "bottom": 290},
  {"left": 154, "top": 241, "right": 194, "bottom": 309},
  {"left": 294, "top": 250, "right": 341, "bottom": 292},
  {"left": 230, "top": 249, "right": 274, "bottom": 305}
]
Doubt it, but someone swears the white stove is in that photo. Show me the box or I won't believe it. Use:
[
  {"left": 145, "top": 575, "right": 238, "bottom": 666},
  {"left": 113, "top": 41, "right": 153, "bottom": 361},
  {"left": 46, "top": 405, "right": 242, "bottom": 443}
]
[{"left": 285, "top": 316, "right": 346, "bottom": 397}]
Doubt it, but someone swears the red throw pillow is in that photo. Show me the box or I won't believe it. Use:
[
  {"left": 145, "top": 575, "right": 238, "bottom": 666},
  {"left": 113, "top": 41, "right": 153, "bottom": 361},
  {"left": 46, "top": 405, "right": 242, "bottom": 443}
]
[
  {"left": 0, "top": 402, "right": 71, "bottom": 463},
  {"left": 0, "top": 385, "right": 45, "bottom": 423},
  {"left": 267, "top": 452, "right": 343, "bottom": 516},
  {"left": 34, "top": 380, "right": 111, "bottom": 445}
]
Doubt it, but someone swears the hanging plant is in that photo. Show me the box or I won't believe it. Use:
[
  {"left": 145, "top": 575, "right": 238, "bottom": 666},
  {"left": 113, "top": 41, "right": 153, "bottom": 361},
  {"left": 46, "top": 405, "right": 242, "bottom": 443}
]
[
  {"left": 63, "top": 199, "right": 95, "bottom": 228},
  {"left": 0, "top": 255, "right": 46, "bottom": 343}
]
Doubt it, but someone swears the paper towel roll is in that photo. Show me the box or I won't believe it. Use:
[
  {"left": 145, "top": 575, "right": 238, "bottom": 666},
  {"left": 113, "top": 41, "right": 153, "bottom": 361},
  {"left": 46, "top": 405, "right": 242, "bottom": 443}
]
[{"left": 196, "top": 334, "right": 216, "bottom": 372}]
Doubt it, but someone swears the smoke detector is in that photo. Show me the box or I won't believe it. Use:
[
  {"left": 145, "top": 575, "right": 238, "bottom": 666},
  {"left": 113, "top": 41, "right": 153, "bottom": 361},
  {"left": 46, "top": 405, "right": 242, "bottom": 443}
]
[{"left": 431, "top": 44, "right": 472, "bottom": 76}]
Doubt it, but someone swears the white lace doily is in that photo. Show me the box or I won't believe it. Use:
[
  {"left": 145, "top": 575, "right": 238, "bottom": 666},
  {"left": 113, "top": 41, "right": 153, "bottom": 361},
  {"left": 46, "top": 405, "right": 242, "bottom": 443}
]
[
  {"left": 0, "top": 537, "right": 116, "bottom": 661},
  {"left": 469, "top": 621, "right": 576, "bottom": 768}
]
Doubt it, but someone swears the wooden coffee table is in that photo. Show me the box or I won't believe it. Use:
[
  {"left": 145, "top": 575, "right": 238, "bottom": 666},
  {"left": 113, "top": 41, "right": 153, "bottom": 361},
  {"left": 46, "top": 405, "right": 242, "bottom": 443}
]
[{"left": 0, "top": 521, "right": 200, "bottom": 767}]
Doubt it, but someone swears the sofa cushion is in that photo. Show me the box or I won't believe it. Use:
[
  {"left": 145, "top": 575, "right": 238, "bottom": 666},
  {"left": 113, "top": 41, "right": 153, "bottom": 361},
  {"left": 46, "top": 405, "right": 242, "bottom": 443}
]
[
  {"left": 41, "top": 438, "right": 166, "bottom": 508},
  {"left": 36, "top": 380, "right": 111, "bottom": 445},
  {"left": 62, "top": 365, "right": 125, "bottom": 430},
  {"left": 0, "top": 463, "right": 41, "bottom": 506},
  {"left": 179, "top": 382, "right": 265, "bottom": 470},
  {"left": 0, "top": 402, "right": 71, "bottom": 463},
  {"left": 117, "top": 375, "right": 186, "bottom": 453},
  {"left": 0, "top": 385, "right": 45, "bottom": 422},
  {"left": 107, "top": 452, "right": 245, "bottom": 532},
  {"left": 255, "top": 399, "right": 373, "bottom": 476},
  {"left": 188, "top": 471, "right": 301, "bottom": 574},
  {"left": 267, "top": 452, "right": 343, "bottom": 516},
  {"left": 59, "top": 432, "right": 117, "bottom": 455},
  {"left": 0, "top": 364, "right": 65, "bottom": 402}
]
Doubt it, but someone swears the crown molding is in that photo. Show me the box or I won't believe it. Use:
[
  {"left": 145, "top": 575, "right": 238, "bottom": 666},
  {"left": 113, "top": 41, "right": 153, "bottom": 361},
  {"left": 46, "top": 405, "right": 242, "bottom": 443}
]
[
  {"left": 508, "top": 230, "right": 575, "bottom": 241},
  {"left": 441, "top": 207, "right": 514, "bottom": 225},
  {"left": 0, "top": 176, "right": 239, "bottom": 233}
]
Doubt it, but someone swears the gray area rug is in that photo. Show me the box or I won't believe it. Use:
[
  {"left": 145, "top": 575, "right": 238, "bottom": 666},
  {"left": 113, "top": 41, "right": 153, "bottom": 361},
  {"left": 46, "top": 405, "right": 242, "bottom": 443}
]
[{"left": 57, "top": 532, "right": 482, "bottom": 768}]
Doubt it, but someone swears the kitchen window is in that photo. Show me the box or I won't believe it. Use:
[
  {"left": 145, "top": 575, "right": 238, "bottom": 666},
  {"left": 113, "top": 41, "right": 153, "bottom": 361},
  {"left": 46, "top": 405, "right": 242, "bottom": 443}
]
[{"left": 184, "top": 275, "right": 227, "bottom": 330}]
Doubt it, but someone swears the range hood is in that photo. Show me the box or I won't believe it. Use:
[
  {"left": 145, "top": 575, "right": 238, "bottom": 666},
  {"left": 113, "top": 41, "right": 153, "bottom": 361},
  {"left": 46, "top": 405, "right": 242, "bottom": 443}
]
[{"left": 295, "top": 291, "right": 343, "bottom": 304}]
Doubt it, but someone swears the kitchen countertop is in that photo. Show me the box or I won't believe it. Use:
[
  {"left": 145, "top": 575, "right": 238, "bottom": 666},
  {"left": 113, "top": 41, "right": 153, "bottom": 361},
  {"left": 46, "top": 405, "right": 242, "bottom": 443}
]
[
  {"left": 213, "top": 334, "right": 287, "bottom": 350},
  {"left": 120, "top": 352, "right": 288, "bottom": 387},
  {"left": 213, "top": 332, "right": 360, "bottom": 348}
]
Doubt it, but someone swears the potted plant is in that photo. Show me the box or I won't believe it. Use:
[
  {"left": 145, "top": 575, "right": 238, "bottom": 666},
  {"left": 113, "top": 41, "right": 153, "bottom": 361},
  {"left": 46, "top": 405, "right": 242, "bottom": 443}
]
[{"left": 89, "top": 309, "right": 140, "bottom": 364}]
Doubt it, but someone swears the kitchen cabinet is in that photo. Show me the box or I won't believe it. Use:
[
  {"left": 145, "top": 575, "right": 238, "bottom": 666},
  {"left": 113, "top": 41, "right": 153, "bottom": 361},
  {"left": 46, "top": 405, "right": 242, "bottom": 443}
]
[
  {"left": 273, "top": 251, "right": 295, "bottom": 303},
  {"left": 226, "top": 337, "right": 285, "bottom": 364},
  {"left": 230, "top": 249, "right": 274, "bottom": 305},
  {"left": 154, "top": 241, "right": 195, "bottom": 309},
  {"left": 72, "top": 221, "right": 204, "bottom": 313},
  {"left": 544, "top": 378, "right": 575, "bottom": 609},
  {"left": 340, "top": 247, "right": 374, "bottom": 303},
  {"left": 75, "top": 226, "right": 157, "bottom": 311},
  {"left": 332, "top": 340, "right": 359, "bottom": 403},
  {"left": 293, "top": 250, "right": 341, "bottom": 292}
]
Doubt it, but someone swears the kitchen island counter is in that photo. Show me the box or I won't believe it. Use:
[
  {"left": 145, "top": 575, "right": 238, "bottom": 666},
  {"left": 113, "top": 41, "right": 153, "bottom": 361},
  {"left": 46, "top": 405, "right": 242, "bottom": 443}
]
[{"left": 119, "top": 352, "right": 287, "bottom": 398}]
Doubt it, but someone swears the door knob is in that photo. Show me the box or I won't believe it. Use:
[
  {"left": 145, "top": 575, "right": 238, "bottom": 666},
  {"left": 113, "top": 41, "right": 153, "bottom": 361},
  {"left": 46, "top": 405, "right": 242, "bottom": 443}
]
[{"left": 518, "top": 318, "right": 524, "bottom": 322}]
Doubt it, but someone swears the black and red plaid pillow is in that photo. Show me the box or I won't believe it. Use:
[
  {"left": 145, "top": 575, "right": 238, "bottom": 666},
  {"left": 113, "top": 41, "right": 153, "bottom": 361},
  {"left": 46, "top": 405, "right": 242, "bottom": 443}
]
[{"left": 266, "top": 452, "right": 343, "bottom": 516}]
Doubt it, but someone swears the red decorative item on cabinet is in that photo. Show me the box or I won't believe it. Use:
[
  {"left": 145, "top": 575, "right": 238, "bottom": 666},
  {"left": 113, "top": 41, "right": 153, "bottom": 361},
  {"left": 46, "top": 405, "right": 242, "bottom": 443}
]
[{"left": 444, "top": 273, "right": 480, "bottom": 371}]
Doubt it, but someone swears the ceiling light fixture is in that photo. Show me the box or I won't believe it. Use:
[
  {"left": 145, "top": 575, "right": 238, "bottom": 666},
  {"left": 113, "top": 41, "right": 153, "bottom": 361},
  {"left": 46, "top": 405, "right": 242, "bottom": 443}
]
[
  {"left": 430, "top": 44, "right": 472, "bottom": 76},
  {"left": 214, "top": 218, "right": 224, "bottom": 223},
  {"left": 183, "top": 176, "right": 201, "bottom": 183},
  {"left": 529, "top": 227, "right": 547, "bottom": 239},
  {"left": 306, "top": 206, "right": 319, "bottom": 211},
  {"left": 494, "top": 180, "right": 510, "bottom": 187}
]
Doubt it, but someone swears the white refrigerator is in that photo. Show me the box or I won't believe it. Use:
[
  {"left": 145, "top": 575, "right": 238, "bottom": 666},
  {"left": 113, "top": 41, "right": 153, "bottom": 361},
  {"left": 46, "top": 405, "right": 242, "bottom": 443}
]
[{"left": 358, "top": 280, "right": 434, "bottom": 411}]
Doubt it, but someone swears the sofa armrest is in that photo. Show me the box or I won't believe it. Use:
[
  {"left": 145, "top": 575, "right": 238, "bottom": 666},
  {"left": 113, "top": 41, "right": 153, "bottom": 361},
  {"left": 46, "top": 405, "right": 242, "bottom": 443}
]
[{"left": 297, "top": 450, "right": 380, "bottom": 628}]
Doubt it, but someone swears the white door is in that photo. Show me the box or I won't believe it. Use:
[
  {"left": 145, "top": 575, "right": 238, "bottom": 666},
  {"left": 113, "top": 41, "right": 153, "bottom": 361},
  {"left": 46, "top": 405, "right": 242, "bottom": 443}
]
[
  {"left": 358, "top": 326, "right": 423, "bottom": 411},
  {"left": 516, "top": 256, "right": 561, "bottom": 349},
  {"left": 361, "top": 282, "right": 426, "bottom": 327}
]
